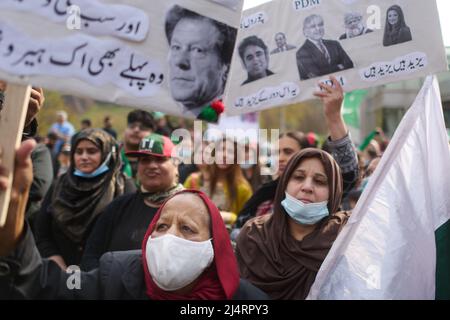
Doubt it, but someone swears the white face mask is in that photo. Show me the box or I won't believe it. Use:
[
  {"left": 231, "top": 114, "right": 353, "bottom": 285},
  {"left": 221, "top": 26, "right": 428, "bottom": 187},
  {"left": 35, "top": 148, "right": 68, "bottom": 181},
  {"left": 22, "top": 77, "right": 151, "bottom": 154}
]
[{"left": 145, "top": 233, "right": 214, "bottom": 291}]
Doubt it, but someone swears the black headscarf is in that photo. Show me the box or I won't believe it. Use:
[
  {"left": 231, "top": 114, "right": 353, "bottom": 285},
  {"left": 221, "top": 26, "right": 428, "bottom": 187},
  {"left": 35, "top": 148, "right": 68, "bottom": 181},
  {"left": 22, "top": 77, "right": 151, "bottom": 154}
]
[{"left": 51, "top": 129, "right": 125, "bottom": 243}]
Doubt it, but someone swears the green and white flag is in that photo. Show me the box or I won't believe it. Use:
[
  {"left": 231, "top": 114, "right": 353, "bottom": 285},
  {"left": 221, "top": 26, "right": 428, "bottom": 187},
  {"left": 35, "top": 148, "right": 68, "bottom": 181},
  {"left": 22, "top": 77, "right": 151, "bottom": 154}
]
[
  {"left": 343, "top": 90, "right": 368, "bottom": 130},
  {"left": 307, "top": 76, "right": 450, "bottom": 300}
]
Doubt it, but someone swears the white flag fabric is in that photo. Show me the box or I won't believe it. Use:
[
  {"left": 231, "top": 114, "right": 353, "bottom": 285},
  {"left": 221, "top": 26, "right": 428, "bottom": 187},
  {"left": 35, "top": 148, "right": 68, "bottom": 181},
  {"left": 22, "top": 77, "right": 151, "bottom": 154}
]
[{"left": 307, "top": 76, "right": 450, "bottom": 300}]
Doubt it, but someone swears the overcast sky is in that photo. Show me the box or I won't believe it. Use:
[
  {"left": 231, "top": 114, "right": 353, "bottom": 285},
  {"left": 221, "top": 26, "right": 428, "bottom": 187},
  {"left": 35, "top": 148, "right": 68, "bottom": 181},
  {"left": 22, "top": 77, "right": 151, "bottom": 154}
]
[{"left": 243, "top": 0, "right": 450, "bottom": 46}]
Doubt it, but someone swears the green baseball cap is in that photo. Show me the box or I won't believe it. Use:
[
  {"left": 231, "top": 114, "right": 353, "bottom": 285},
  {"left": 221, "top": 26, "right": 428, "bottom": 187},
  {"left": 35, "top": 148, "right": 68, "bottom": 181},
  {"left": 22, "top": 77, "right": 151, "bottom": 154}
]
[{"left": 125, "top": 133, "right": 174, "bottom": 158}]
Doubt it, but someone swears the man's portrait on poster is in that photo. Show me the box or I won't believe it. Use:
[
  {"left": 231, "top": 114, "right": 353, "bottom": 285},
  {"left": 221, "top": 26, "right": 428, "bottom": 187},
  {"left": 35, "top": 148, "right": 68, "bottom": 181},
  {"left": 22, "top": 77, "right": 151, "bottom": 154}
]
[
  {"left": 339, "top": 12, "right": 373, "bottom": 40},
  {"left": 165, "top": 5, "right": 237, "bottom": 116},
  {"left": 270, "top": 32, "right": 296, "bottom": 54},
  {"left": 238, "top": 35, "right": 275, "bottom": 86}
]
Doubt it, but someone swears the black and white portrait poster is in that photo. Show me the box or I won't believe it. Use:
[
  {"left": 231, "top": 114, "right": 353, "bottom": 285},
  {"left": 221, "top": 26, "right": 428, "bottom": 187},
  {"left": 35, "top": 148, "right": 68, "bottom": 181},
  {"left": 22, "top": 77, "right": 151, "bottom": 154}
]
[
  {"left": 0, "top": 0, "right": 242, "bottom": 119},
  {"left": 224, "top": 0, "right": 448, "bottom": 116}
]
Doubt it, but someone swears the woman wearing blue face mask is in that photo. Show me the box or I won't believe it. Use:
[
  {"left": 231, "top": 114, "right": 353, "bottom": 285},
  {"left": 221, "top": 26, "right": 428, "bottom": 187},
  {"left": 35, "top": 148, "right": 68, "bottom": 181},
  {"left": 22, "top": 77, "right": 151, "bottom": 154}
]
[
  {"left": 235, "top": 148, "right": 350, "bottom": 299},
  {"left": 233, "top": 76, "right": 359, "bottom": 241},
  {"left": 34, "top": 129, "right": 136, "bottom": 269}
]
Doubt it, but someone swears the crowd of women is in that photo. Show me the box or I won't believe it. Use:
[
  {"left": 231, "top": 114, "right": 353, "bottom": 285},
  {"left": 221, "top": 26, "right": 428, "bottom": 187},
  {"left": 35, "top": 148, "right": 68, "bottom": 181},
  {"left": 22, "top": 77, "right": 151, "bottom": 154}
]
[{"left": 0, "top": 76, "right": 387, "bottom": 300}]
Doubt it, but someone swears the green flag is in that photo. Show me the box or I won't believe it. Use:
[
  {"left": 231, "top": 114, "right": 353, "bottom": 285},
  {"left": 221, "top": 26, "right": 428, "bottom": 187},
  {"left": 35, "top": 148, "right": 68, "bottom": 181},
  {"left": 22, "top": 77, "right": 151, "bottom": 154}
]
[
  {"left": 343, "top": 90, "right": 368, "bottom": 129},
  {"left": 358, "top": 130, "right": 378, "bottom": 152}
]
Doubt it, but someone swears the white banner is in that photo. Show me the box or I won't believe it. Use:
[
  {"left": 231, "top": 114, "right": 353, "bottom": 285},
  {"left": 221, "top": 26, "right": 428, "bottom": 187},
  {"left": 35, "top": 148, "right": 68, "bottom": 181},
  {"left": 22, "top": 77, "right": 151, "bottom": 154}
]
[
  {"left": 224, "top": 0, "right": 448, "bottom": 115},
  {"left": 0, "top": 0, "right": 243, "bottom": 119}
]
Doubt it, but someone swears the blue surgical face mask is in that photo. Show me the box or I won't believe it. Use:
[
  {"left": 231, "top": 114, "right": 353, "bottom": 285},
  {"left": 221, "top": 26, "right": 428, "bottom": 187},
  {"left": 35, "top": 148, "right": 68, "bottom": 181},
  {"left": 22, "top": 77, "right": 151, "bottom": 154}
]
[
  {"left": 281, "top": 192, "right": 329, "bottom": 225},
  {"left": 74, "top": 152, "right": 111, "bottom": 178}
]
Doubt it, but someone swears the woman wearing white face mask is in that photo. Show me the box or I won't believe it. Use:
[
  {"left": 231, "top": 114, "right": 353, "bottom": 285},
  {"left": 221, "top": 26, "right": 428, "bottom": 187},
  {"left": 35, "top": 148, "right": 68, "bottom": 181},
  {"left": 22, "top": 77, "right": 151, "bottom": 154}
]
[
  {"left": 0, "top": 189, "right": 268, "bottom": 300},
  {"left": 142, "top": 190, "right": 267, "bottom": 299},
  {"left": 235, "top": 148, "right": 351, "bottom": 300}
]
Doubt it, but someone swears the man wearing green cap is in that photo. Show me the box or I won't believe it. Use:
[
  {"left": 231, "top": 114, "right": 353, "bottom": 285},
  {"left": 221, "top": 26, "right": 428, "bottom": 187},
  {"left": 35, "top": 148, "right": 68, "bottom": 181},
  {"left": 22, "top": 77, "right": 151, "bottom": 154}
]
[{"left": 81, "top": 133, "right": 184, "bottom": 271}]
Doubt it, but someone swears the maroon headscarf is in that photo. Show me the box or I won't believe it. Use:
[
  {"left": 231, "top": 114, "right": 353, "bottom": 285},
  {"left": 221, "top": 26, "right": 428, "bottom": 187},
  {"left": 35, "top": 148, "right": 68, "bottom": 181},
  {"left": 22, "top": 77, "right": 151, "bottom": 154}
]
[{"left": 142, "top": 189, "right": 240, "bottom": 300}]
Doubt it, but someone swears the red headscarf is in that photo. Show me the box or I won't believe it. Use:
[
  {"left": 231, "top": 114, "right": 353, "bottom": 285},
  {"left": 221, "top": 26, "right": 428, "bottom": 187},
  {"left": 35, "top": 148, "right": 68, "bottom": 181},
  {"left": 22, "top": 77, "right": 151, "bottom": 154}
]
[{"left": 141, "top": 189, "right": 240, "bottom": 300}]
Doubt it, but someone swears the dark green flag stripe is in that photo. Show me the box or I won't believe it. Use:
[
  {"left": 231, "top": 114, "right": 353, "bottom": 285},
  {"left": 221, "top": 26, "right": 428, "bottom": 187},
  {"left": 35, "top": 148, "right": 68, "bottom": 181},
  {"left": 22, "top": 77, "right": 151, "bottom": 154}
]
[{"left": 436, "top": 219, "right": 450, "bottom": 300}]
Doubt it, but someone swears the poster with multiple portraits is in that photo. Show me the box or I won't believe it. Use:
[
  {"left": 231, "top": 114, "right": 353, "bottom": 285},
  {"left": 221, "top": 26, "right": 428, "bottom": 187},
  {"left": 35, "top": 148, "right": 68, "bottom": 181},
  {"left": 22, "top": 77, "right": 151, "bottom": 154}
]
[
  {"left": 0, "top": 0, "right": 242, "bottom": 119},
  {"left": 223, "top": 0, "right": 448, "bottom": 116},
  {"left": 207, "top": 112, "right": 260, "bottom": 143}
]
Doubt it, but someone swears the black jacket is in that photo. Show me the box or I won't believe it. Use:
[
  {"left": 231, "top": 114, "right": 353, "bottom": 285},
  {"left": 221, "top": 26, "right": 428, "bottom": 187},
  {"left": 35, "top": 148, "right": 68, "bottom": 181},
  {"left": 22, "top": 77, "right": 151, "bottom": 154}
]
[
  {"left": 26, "top": 143, "right": 54, "bottom": 231},
  {"left": 0, "top": 226, "right": 269, "bottom": 300},
  {"left": 81, "top": 192, "right": 158, "bottom": 271}
]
